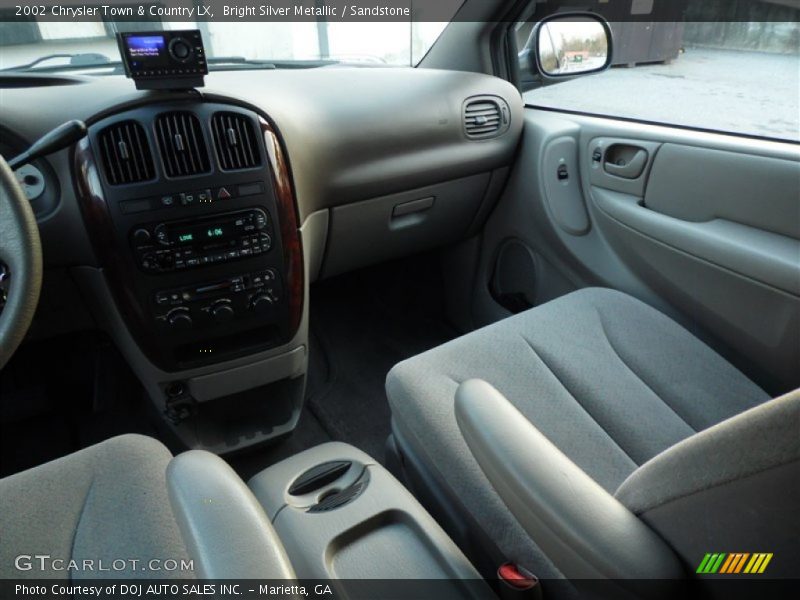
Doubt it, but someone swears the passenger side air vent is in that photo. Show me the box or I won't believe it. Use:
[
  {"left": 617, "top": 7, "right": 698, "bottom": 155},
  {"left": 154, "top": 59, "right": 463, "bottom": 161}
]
[
  {"left": 154, "top": 112, "right": 211, "bottom": 178},
  {"left": 97, "top": 121, "right": 155, "bottom": 185},
  {"left": 463, "top": 96, "right": 509, "bottom": 139},
  {"left": 211, "top": 112, "right": 261, "bottom": 171}
]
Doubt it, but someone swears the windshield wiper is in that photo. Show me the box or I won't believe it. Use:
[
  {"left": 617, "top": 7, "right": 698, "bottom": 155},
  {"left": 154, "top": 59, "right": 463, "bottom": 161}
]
[{"left": 3, "top": 53, "right": 117, "bottom": 72}]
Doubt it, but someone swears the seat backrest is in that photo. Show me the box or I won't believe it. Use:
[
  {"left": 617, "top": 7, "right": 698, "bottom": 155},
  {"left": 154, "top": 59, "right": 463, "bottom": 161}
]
[{"left": 615, "top": 389, "right": 800, "bottom": 578}]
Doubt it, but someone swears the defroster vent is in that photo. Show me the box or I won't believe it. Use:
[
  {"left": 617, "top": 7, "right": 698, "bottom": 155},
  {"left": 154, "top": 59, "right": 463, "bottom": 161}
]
[
  {"left": 154, "top": 112, "right": 211, "bottom": 178},
  {"left": 98, "top": 121, "right": 155, "bottom": 185},
  {"left": 211, "top": 112, "right": 261, "bottom": 171}
]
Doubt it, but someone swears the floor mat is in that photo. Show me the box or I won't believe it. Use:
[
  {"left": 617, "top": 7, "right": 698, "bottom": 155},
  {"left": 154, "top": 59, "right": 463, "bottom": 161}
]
[{"left": 305, "top": 254, "right": 458, "bottom": 462}]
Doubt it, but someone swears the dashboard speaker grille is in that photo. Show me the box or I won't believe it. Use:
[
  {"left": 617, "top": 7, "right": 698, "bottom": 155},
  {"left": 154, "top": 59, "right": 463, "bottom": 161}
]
[
  {"left": 211, "top": 112, "right": 261, "bottom": 171},
  {"left": 98, "top": 121, "right": 155, "bottom": 185},
  {"left": 154, "top": 112, "right": 211, "bottom": 178},
  {"left": 464, "top": 98, "right": 503, "bottom": 138}
]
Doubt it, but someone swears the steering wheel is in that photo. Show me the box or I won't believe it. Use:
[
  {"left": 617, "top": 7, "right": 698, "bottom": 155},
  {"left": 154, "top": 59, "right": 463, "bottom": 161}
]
[{"left": 0, "top": 155, "right": 42, "bottom": 369}]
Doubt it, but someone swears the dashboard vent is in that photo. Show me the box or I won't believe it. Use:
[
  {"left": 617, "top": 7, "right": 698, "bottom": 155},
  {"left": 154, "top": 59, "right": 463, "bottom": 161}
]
[
  {"left": 98, "top": 121, "right": 155, "bottom": 185},
  {"left": 211, "top": 112, "right": 261, "bottom": 171},
  {"left": 154, "top": 112, "right": 211, "bottom": 178},
  {"left": 464, "top": 97, "right": 506, "bottom": 139}
]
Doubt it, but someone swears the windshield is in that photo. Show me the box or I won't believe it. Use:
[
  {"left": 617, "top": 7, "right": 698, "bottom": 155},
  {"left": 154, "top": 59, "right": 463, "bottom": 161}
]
[{"left": 0, "top": 20, "right": 452, "bottom": 72}]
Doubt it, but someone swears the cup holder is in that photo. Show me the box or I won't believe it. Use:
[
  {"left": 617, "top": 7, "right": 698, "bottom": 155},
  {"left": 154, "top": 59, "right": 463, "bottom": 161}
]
[
  {"left": 308, "top": 474, "right": 368, "bottom": 513},
  {"left": 288, "top": 460, "right": 352, "bottom": 496},
  {"left": 286, "top": 459, "right": 369, "bottom": 513}
]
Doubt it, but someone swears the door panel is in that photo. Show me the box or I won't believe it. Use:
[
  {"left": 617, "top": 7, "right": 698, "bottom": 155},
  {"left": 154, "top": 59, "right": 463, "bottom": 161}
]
[
  {"left": 644, "top": 144, "right": 800, "bottom": 240},
  {"left": 475, "top": 109, "right": 800, "bottom": 393}
]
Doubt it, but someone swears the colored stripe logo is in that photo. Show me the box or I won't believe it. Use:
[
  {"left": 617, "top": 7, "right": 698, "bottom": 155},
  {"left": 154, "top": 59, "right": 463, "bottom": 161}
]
[{"left": 696, "top": 553, "right": 773, "bottom": 574}]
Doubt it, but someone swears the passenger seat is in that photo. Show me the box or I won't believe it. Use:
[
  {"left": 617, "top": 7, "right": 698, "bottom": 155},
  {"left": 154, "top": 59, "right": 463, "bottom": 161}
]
[{"left": 386, "top": 288, "right": 799, "bottom": 584}]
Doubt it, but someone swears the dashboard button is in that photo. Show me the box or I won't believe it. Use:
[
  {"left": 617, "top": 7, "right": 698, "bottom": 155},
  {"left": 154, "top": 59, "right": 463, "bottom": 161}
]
[{"left": 154, "top": 224, "right": 169, "bottom": 245}]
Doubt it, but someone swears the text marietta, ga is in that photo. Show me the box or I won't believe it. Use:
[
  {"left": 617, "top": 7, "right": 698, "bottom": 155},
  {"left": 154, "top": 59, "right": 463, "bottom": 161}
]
[{"left": 223, "top": 5, "right": 411, "bottom": 18}]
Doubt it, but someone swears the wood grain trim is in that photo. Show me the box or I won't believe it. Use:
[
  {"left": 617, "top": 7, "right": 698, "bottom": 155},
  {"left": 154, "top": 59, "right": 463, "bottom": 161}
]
[{"left": 259, "top": 116, "right": 304, "bottom": 337}]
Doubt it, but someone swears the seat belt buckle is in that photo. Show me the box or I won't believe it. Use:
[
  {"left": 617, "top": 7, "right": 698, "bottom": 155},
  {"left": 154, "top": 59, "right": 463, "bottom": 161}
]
[{"left": 497, "top": 562, "right": 542, "bottom": 600}]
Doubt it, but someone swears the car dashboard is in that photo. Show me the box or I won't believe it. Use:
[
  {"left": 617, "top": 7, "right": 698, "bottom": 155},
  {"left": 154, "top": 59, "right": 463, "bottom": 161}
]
[{"left": 0, "top": 67, "right": 523, "bottom": 452}]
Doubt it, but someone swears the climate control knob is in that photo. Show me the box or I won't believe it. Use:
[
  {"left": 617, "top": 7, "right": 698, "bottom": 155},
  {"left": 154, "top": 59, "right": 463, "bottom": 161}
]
[
  {"left": 166, "top": 307, "right": 193, "bottom": 330},
  {"left": 249, "top": 292, "right": 274, "bottom": 315},
  {"left": 210, "top": 300, "right": 235, "bottom": 323}
]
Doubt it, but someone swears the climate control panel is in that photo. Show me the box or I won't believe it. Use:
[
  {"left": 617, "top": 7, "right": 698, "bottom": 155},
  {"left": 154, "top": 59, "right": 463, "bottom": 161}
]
[{"left": 153, "top": 269, "right": 282, "bottom": 331}]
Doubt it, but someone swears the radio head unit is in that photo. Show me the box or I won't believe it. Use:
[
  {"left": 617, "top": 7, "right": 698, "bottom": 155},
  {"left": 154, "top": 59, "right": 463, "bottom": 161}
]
[{"left": 117, "top": 29, "right": 207, "bottom": 90}]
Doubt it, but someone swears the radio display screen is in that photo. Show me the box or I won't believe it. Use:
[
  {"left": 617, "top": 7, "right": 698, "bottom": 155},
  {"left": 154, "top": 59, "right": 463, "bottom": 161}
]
[
  {"left": 170, "top": 222, "right": 235, "bottom": 246},
  {"left": 127, "top": 35, "right": 165, "bottom": 58},
  {"left": 123, "top": 35, "right": 172, "bottom": 72}
]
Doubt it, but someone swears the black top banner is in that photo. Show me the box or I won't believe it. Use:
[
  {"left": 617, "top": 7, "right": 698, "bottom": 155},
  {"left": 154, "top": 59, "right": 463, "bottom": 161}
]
[{"left": 1, "top": 0, "right": 799, "bottom": 23}]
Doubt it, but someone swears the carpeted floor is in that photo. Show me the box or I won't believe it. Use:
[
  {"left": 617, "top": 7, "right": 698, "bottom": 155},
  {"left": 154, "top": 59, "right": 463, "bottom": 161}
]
[{"left": 304, "top": 254, "right": 458, "bottom": 461}]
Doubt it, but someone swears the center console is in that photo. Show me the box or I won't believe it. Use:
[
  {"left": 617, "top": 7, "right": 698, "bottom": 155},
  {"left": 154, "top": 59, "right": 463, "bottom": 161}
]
[
  {"left": 73, "top": 99, "right": 305, "bottom": 452},
  {"left": 248, "top": 443, "right": 493, "bottom": 598}
]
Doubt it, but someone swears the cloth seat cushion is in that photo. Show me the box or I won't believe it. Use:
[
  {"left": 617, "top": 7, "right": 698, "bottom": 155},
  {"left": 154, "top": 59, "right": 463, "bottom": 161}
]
[
  {"left": 386, "top": 287, "right": 768, "bottom": 578},
  {"left": 0, "top": 434, "right": 192, "bottom": 579}
]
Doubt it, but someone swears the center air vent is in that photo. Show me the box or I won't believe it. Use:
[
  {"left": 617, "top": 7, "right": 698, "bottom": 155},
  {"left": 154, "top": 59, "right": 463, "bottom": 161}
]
[
  {"left": 464, "top": 96, "right": 509, "bottom": 139},
  {"left": 154, "top": 112, "right": 210, "bottom": 178},
  {"left": 211, "top": 112, "right": 261, "bottom": 171},
  {"left": 98, "top": 121, "right": 155, "bottom": 185}
]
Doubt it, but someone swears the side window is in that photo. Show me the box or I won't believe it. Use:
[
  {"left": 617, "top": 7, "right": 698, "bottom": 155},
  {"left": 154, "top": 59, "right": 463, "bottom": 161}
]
[{"left": 515, "top": 4, "right": 800, "bottom": 143}]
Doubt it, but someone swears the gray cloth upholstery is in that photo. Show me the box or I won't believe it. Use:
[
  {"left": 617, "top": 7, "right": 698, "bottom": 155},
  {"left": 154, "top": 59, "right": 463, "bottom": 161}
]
[
  {"left": 167, "top": 450, "right": 296, "bottom": 579},
  {"left": 616, "top": 389, "right": 800, "bottom": 514},
  {"left": 616, "top": 390, "right": 800, "bottom": 579},
  {"left": 0, "top": 434, "right": 193, "bottom": 579},
  {"left": 386, "top": 287, "right": 769, "bottom": 578}
]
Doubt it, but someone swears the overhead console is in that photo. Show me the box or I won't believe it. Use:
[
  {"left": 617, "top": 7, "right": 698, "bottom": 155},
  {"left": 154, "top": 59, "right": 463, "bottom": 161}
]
[{"left": 74, "top": 102, "right": 302, "bottom": 374}]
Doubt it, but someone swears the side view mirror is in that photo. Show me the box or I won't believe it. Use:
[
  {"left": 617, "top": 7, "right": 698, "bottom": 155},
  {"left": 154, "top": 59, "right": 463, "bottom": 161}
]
[{"left": 529, "top": 13, "right": 612, "bottom": 79}]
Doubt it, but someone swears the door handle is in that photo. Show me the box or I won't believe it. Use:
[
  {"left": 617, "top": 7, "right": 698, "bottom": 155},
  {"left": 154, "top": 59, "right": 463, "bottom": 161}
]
[{"left": 604, "top": 146, "right": 648, "bottom": 179}]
